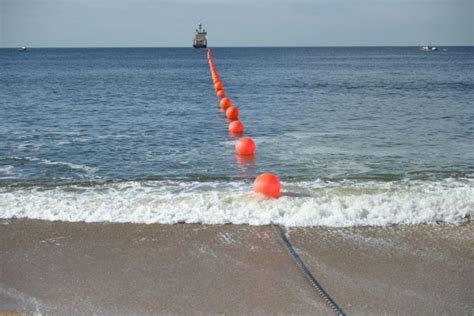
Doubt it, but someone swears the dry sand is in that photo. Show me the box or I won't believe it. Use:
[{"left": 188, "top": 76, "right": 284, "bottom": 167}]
[{"left": 0, "top": 219, "right": 473, "bottom": 315}]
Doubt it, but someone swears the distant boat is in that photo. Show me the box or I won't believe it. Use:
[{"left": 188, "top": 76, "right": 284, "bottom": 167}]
[
  {"left": 18, "top": 46, "right": 27, "bottom": 52},
  {"left": 421, "top": 43, "right": 437, "bottom": 52},
  {"left": 193, "top": 23, "right": 207, "bottom": 49}
]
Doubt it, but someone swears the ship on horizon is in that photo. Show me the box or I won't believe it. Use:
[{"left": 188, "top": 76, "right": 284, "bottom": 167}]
[
  {"left": 421, "top": 43, "right": 438, "bottom": 52},
  {"left": 193, "top": 23, "right": 207, "bottom": 49}
]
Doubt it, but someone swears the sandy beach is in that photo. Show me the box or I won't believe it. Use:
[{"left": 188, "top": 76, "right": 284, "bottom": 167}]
[{"left": 0, "top": 219, "right": 472, "bottom": 315}]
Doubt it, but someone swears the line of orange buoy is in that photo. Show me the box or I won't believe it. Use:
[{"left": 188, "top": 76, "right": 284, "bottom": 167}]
[{"left": 207, "top": 48, "right": 280, "bottom": 198}]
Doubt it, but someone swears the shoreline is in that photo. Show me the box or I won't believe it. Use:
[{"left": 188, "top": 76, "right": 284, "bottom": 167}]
[{"left": 1, "top": 219, "right": 473, "bottom": 315}]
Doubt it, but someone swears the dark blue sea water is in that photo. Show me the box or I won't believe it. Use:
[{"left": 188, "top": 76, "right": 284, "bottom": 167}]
[{"left": 0, "top": 47, "right": 473, "bottom": 226}]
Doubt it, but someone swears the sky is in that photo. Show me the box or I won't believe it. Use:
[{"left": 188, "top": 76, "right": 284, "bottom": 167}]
[{"left": 0, "top": 0, "right": 472, "bottom": 47}]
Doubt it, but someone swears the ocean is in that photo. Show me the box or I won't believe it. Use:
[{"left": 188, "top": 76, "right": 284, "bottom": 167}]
[{"left": 1, "top": 47, "right": 473, "bottom": 227}]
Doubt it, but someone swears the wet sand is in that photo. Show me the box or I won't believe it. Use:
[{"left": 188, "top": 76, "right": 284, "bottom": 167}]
[{"left": 0, "top": 219, "right": 473, "bottom": 315}]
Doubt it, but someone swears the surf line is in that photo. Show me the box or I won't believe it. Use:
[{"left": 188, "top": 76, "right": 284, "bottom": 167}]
[{"left": 271, "top": 223, "right": 346, "bottom": 316}]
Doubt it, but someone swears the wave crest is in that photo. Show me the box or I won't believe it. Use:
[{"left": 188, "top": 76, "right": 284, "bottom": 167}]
[{"left": 0, "top": 179, "right": 472, "bottom": 227}]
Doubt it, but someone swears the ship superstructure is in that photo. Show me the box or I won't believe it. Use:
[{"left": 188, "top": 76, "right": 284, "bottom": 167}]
[{"left": 193, "top": 23, "right": 207, "bottom": 48}]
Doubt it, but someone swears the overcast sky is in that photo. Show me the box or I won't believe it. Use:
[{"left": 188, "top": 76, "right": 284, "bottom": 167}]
[{"left": 1, "top": 0, "right": 472, "bottom": 47}]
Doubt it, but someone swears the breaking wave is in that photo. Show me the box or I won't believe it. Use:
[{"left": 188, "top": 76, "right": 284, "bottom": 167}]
[{"left": 0, "top": 178, "right": 472, "bottom": 227}]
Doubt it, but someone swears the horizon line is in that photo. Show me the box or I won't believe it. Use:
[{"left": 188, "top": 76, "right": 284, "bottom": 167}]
[{"left": 1, "top": 45, "right": 473, "bottom": 49}]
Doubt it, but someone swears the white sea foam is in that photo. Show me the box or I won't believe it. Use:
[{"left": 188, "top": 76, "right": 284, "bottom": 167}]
[
  {"left": 0, "top": 165, "right": 20, "bottom": 180},
  {"left": 20, "top": 156, "right": 98, "bottom": 174},
  {"left": 0, "top": 166, "right": 14, "bottom": 175},
  {"left": 0, "top": 179, "right": 472, "bottom": 227},
  {"left": 17, "top": 142, "right": 43, "bottom": 151},
  {"left": 0, "top": 287, "right": 43, "bottom": 313}
]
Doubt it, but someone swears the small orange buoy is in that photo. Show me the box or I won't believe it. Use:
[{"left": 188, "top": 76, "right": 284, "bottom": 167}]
[
  {"left": 235, "top": 137, "right": 255, "bottom": 155},
  {"left": 216, "top": 90, "right": 225, "bottom": 98},
  {"left": 226, "top": 106, "right": 239, "bottom": 121},
  {"left": 214, "top": 82, "right": 223, "bottom": 91},
  {"left": 220, "top": 98, "right": 232, "bottom": 110},
  {"left": 253, "top": 173, "right": 280, "bottom": 198},
  {"left": 229, "top": 120, "right": 244, "bottom": 133}
]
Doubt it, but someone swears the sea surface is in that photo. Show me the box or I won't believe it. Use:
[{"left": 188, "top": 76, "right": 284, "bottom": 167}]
[{"left": 0, "top": 47, "right": 473, "bottom": 226}]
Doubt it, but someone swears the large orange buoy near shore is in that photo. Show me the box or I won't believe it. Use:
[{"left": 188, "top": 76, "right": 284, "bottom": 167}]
[
  {"left": 253, "top": 173, "right": 280, "bottom": 198},
  {"left": 229, "top": 120, "right": 244, "bottom": 133},
  {"left": 235, "top": 137, "right": 255, "bottom": 155},
  {"left": 226, "top": 106, "right": 239, "bottom": 121},
  {"left": 220, "top": 98, "right": 232, "bottom": 110}
]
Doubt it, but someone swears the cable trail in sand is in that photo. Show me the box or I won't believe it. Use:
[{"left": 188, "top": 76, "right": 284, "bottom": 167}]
[{"left": 271, "top": 223, "right": 346, "bottom": 315}]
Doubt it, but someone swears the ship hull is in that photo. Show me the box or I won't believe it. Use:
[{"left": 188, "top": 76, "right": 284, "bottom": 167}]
[
  {"left": 193, "top": 44, "right": 207, "bottom": 49},
  {"left": 421, "top": 46, "right": 437, "bottom": 52}
]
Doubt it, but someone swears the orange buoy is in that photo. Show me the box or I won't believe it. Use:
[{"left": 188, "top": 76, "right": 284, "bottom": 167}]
[
  {"left": 226, "top": 106, "right": 239, "bottom": 121},
  {"left": 216, "top": 90, "right": 225, "bottom": 98},
  {"left": 229, "top": 120, "right": 244, "bottom": 134},
  {"left": 220, "top": 98, "right": 232, "bottom": 110},
  {"left": 235, "top": 137, "right": 255, "bottom": 155},
  {"left": 253, "top": 173, "right": 280, "bottom": 198},
  {"left": 214, "top": 82, "right": 223, "bottom": 91}
]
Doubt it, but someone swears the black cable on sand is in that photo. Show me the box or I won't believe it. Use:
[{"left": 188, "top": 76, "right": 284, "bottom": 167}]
[{"left": 271, "top": 223, "right": 346, "bottom": 316}]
